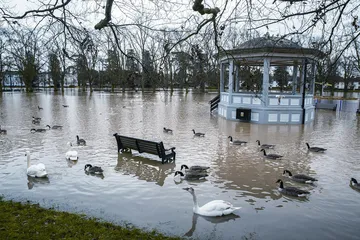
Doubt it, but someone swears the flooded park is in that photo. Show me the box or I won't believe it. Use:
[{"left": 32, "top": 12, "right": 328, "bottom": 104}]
[{"left": 0, "top": 90, "right": 360, "bottom": 239}]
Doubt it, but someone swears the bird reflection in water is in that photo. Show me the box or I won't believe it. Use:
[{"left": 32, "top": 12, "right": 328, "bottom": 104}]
[
  {"left": 85, "top": 171, "right": 105, "bottom": 179},
  {"left": 66, "top": 159, "right": 78, "bottom": 168},
  {"left": 27, "top": 175, "right": 50, "bottom": 190},
  {"left": 115, "top": 153, "right": 175, "bottom": 186},
  {"left": 184, "top": 213, "right": 240, "bottom": 237}
]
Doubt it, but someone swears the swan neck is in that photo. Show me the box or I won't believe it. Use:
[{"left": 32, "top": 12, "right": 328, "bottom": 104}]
[
  {"left": 27, "top": 154, "right": 31, "bottom": 168},
  {"left": 191, "top": 192, "right": 199, "bottom": 212}
]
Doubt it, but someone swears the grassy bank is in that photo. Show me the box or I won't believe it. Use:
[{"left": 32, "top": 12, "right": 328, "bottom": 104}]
[{"left": 0, "top": 197, "right": 181, "bottom": 240}]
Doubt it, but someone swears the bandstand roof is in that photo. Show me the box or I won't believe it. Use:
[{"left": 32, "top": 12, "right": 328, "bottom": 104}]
[{"left": 218, "top": 35, "right": 325, "bottom": 66}]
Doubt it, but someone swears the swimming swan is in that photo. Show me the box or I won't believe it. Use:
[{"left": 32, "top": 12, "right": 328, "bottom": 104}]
[
  {"left": 84, "top": 164, "right": 103, "bottom": 175},
  {"left": 283, "top": 170, "right": 318, "bottom": 184},
  {"left": 276, "top": 179, "right": 310, "bottom": 197},
  {"left": 192, "top": 129, "right": 205, "bottom": 137},
  {"left": 261, "top": 149, "right": 283, "bottom": 159},
  {"left": 183, "top": 187, "right": 241, "bottom": 217},
  {"left": 76, "top": 135, "right": 86, "bottom": 145},
  {"left": 66, "top": 143, "right": 78, "bottom": 161},
  {"left": 305, "top": 143, "right": 326, "bottom": 153},
  {"left": 26, "top": 151, "right": 48, "bottom": 178},
  {"left": 181, "top": 164, "right": 210, "bottom": 172},
  {"left": 228, "top": 136, "right": 247, "bottom": 145},
  {"left": 256, "top": 140, "right": 275, "bottom": 149}
]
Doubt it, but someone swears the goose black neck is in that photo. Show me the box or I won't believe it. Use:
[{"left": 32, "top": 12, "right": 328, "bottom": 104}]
[
  {"left": 306, "top": 143, "right": 310, "bottom": 149},
  {"left": 262, "top": 150, "right": 266, "bottom": 156},
  {"left": 285, "top": 170, "right": 292, "bottom": 176},
  {"left": 278, "top": 181, "right": 284, "bottom": 188}
]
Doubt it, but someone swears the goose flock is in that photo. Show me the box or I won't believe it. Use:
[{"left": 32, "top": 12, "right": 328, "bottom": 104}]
[{"left": 1, "top": 108, "right": 359, "bottom": 220}]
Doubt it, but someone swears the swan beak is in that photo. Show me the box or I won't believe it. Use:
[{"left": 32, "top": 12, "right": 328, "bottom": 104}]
[{"left": 182, "top": 187, "right": 190, "bottom": 191}]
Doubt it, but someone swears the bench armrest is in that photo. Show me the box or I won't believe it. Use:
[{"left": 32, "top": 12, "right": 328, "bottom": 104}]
[{"left": 164, "top": 147, "right": 176, "bottom": 152}]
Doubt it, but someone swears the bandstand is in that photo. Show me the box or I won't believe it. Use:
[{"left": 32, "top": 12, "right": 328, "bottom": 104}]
[{"left": 216, "top": 35, "right": 324, "bottom": 124}]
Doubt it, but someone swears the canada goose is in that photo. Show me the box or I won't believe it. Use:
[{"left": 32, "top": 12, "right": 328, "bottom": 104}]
[
  {"left": 228, "top": 136, "right": 247, "bottom": 145},
  {"left": 256, "top": 140, "right": 275, "bottom": 149},
  {"left": 305, "top": 143, "right": 326, "bottom": 153},
  {"left": 30, "top": 128, "right": 47, "bottom": 133},
  {"left": 46, "top": 125, "right": 63, "bottom": 130},
  {"left": 276, "top": 179, "right": 310, "bottom": 197},
  {"left": 183, "top": 187, "right": 241, "bottom": 217},
  {"left": 181, "top": 164, "right": 210, "bottom": 172},
  {"left": 174, "top": 171, "right": 208, "bottom": 180},
  {"left": 84, "top": 164, "right": 103, "bottom": 175},
  {"left": 32, "top": 116, "right": 41, "bottom": 121},
  {"left": 261, "top": 149, "right": 283, "bottom": 159},
  {"left": 192, "top": 129, "right": 205, "bottom": 137},
  {"left": 0, "top": 125, "right": 7, "bottom": 134},
  {"left": 25, "top": 151, "right": 48, "bottom": 178},
  {"left": 283, "top": 170, "right": 318, "bottom": 184},
  {"left": 163, "top": 127, "right": 173, "bottom": 133},
  {"left": 62, "top": 105, "right": 69, "bottom": 107},
  {"left": 350, "top": 178, "right": 360, "bottom": 190},
  {"left": 76, "top": 135, "right": 86, "bottom": 145},
  {"left": 38, "top": 106, "right": 43, "bottom": 110},
  {"left": 32, "top": 119, "right": 41, "bottom": 124}
]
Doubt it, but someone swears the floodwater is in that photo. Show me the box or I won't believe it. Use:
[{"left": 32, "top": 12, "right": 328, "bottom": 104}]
[{"left": 1, "top": 90, "right": 360, "bottom": 240}]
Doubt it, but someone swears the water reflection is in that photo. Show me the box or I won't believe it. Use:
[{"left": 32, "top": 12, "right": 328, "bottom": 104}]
[
  {"left": 27, "top": 176, "right": 50, "bottom": 190},
  {"left": 66, "top": 159, "right": 78, "bottom": 168},
  {"left": 184, "top": 213, "right": 240, "bottom": 237},
  {"left": 84, "top": 171, "right": 105, "bottom": 179},
  {"left": 114, "top": 153, "right": 175, "bottom": 186}
]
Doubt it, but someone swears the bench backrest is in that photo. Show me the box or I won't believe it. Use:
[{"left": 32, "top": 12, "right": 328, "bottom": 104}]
[{"left": 114, "top": 133, "right": 163, "bottom": 158}]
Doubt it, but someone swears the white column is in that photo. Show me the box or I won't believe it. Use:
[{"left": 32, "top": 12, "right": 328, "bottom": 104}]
[
  {"left": 220, "top": 62, "right": 224, "bottom": 92},
  {"left": 235, "top": 65, "right": 239, "bottom": 92},
  {"left": 292, "top": 64, "right": 298, "bottom": 95},
  {"left": 262, "top": 58, "right": 270, "bottom": 106}
]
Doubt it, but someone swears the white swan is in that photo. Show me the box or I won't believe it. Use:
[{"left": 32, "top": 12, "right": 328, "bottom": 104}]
[
  {"left": 183, "top": 187, "right": 241, "bottom": 217},
  {"left": 26, "top": 151, "right": 48, "bottom": 178},
  {"left": 65, "top": 142, "right": 78, "bottom": 160}
]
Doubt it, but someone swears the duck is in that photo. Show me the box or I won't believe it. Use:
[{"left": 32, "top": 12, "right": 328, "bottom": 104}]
[
  {"left": 174, "top": 171, "right": 208, "bottom": 180},
  {"left": 192, "top": 129, "right": 205, "bottom": 137},
  {"left": 183, "top": 187, "right": 241, "bottom": 217},
  {"left": 32, "top": 116, "right": 41, "bottom": 121},
  {"left": 76, "top": 135, "right": 86, "bottom": 145},
  {"left": 228, "top": 136, "right": 247, "bottom": 145},
  {"left": 276, "top": 179, "right": 310, "bottom": 197},
  {"left": 66, "top": 143, "right": 78, "bottom": 161},
  {"left": 25, "top": 151, "right": 48, "bottom": 178},
  {"left": 46, "top": 125, "right": 63, "bottom": 130},
  {"left": 32, "top": 119, "right": 41, "bottom": 124},
  {"left": 62, "top": 105, "right": 69, "bottom": 107},
  {"left": 0, "top": 125, "right": 7, "bottom": 134},
  {"left": 261, "top": 149, "right": 283, "bottom": 159},
  {"left": 181, "top": 164, "right": 210, "bottom": 172},
  {"left": 256, "top": 140, "right": 275, "bottom": 149},
  {"left": 38, "top": 106, "right": 43, "bottom": 110},
  {"left": 84, "top": 164, "right": 103, "bottom": 175},
  {"left": 30, "top": 128, "right": 47, "bottom": 133},
  {"left": 305, "top": 143, "right": 326, "bottom": 153},
  {"left": 163, "top": 127, "right": 173, "bottom": 133},
  {"left": 283, "top": 170, "right": 318, "bottom": 184},
  {"left": 350, "top": 178, "right": 360, "bottom": 190}
]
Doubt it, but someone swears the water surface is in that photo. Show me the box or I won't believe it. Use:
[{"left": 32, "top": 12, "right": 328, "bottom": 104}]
[{"left": 1, "top": 90, "right": 360, "bottom": 240}]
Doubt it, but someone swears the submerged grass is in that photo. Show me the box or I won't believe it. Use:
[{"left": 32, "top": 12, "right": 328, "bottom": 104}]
[{"left": 0, "top": 197, "right": 181, "bottom": 240}]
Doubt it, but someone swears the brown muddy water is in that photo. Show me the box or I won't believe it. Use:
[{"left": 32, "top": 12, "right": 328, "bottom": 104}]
[{"left": 1, "top": 90, "right": 360, "bottom": 240}]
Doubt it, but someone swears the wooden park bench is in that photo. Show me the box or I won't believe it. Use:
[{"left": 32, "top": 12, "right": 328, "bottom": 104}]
[
  {"left": 113, "top": 133, "right": 176, "bottom": 164},
  {"left": 315, "top": 102, "right": 337, "bottom": 111}
]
